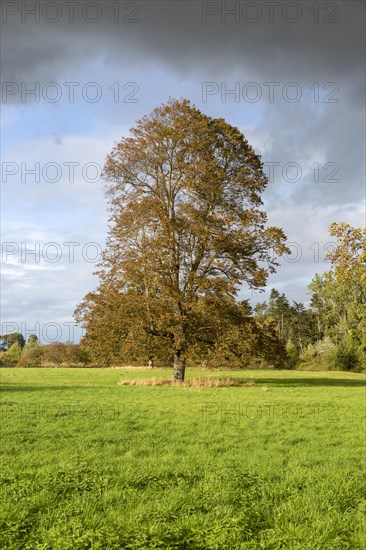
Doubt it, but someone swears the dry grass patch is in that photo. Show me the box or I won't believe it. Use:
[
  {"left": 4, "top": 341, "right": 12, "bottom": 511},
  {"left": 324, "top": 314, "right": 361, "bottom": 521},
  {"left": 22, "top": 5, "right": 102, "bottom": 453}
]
[
  {"left": 118, "top": 377, "right": 256, "bottom": 387},
  {"left": 110, "top": 365, "right": 167, "bottom": 369}
]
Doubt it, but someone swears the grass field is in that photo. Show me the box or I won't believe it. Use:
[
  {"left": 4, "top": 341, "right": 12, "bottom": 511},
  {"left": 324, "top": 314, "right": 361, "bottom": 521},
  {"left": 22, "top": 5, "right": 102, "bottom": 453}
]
[{"left": 1, "top": 367, "right": 365, "bottom": 549}]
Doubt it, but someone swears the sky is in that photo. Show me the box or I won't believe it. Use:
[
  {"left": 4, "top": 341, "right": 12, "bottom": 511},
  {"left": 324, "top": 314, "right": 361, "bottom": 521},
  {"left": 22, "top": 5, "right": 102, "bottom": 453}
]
[{"left": 1, "top": 0, "right": 365, "bottom": 343}]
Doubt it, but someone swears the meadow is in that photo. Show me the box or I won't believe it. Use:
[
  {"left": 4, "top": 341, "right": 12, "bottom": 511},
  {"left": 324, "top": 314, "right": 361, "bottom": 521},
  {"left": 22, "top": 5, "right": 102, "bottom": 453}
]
[{"left": 1, "top": 367, "right": 365, "bottom": 549}]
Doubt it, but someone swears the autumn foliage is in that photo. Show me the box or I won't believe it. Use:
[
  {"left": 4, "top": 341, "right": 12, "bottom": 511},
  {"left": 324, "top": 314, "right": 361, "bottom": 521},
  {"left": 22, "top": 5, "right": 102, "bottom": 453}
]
[{"left": 75, "top": 99, "right": 290, "bottom": 379}]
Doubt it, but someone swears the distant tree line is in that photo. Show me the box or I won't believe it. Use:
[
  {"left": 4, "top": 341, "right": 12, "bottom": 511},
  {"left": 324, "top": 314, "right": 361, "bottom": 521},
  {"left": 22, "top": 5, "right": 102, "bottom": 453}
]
[
  {"left": 0, "top": 335, "right": 89, "bottom": 368},
  {"left": 253, "top": 223, "right": 366, "bottom": 371},
  {"left": 73, "top": 222, "right": 366, "bottom": 373},
  {"left": 1, "top": 223, "right": 365, "bottom": 373}
]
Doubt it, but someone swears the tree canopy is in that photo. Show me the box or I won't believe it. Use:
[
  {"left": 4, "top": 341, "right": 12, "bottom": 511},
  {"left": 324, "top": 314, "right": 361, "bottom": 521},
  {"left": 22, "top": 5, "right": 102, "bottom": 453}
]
[
  {"left": 309, "top": 223, "right": 366, "bottom": 354},
  {"left": 75, "top": 98, "right": 289, "bottom": 380},
  {"left": 0, "top": 332, "right": 25, "bottom": 352}
]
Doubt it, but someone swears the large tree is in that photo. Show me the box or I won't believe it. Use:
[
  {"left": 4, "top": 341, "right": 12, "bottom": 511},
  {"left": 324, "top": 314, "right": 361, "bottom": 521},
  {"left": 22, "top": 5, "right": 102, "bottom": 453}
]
[
  {"left": 309, "top": 223, "right": 366, "bottom": 351},
  {"left": 75, "top": 99, "right": 289, "bottom": 381},
  {"left": 0, "top": 332, "right": 25, "bottom": 352}
]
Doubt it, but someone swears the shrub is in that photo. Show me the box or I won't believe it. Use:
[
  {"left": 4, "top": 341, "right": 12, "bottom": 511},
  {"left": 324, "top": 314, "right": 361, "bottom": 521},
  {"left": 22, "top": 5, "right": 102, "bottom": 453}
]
[
  {"left": 42, "top": 342, "right": 66, "bottom": 364},
  {"left": 285, "top": 339, "right": 298, "bottom": 369},
  {"left": 299, "top": 337, "right": 362, "bottom": 371},
  {"left": 356, "top": 345, "right": 366, "bottom": 371},
  {"left": 63, "top": 343, "right": 90, "bottom": 365},
  {"left": 316, "top": 337, "right": 338, "bottom": 370},
  {"left": 17, "top": 344, "right": 44, "bottom": 368},
  {"left": 333, "top": 343, "right": 361, "bottom": 371},
  {"left": 300, "top": 343, "right": 316, "bottom": 362},
  {"left": 1, "top": 342, "right": 22, "bottom": 365}
]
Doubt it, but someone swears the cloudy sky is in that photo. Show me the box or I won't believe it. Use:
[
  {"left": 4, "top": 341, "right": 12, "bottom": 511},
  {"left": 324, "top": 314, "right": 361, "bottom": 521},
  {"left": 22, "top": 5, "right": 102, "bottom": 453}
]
[{"left": 1, "top": 0, "right": 365, "bottom": 343}]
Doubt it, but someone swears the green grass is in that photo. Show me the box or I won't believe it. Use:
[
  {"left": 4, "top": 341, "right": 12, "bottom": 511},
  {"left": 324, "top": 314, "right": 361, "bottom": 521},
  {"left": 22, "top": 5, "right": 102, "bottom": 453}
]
[{"left": 1, "top": 367, "right": 365, "bottom": 549}]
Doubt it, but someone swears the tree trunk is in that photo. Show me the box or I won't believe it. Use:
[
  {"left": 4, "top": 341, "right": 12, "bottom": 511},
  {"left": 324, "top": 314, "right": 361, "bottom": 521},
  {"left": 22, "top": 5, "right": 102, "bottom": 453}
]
[{"left": 172, "top": 350, "right": 186, "bottom": 383}]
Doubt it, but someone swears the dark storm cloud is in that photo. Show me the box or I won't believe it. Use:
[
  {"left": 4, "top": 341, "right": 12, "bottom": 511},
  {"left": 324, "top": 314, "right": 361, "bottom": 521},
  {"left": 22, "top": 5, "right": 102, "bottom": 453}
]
[
  {"left": 2, "top": 1, "right": 364, "bottom": 189},
  {"left": 1, "top": 1, "right": 364, "bottom": 92},
  {"left": 254, "top": 93, "right": 365, "bottom": 207}
]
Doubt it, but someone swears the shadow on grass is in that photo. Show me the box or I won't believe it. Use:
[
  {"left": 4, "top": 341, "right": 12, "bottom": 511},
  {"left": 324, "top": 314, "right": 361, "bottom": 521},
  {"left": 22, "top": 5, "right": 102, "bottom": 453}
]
[
  {"left": 0, "top": 385, "right": 93, "bottom": 392},
  {"left": 256, "top": 377, "right": 366, "bottom": 388}
]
